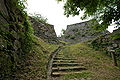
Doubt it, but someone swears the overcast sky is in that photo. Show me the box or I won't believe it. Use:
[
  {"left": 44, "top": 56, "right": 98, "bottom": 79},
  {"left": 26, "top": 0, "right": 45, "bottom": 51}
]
[
  {"left": 27, "top": 0, "right": 116, "bottom": 36},
  {"left": 27, "top": 0, "right": 87, "bottom": 36}
]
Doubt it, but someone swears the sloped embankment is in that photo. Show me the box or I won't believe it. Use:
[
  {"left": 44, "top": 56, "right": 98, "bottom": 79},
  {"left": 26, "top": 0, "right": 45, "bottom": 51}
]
[
  {"left": 16, "top": 36, "right": 60, "bottom": 80},
  {"left": 51, "top": 43, "right": 120, "bottom": 80}
]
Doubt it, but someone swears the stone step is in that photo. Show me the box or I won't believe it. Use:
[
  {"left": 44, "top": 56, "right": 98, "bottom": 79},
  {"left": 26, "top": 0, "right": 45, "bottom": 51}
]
[
  {"left": 52, "top": 66, "right": 87, "bottom": 72},
  {"left": 52, "top": 63, "right": 82, "bottom": 67},
  {"left": 54, "top": 57, "right": 77, "bottom": 60},
  {"left": 53, "top": 60, "right": 77, "bottom": 63},
  {"left": 57, "top": 53, "right": 63, "bottom": 55},
  {"left": 52, "top": 71, "right": 84, "bottom": 77},
  {"left": 56, "top": 55, "right": 64, "bottom": 57}
]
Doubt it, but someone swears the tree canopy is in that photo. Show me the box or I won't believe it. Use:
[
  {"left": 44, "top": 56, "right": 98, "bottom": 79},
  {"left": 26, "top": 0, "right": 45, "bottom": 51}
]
[{"left": 57, "top": 0, "right": 120, "bottom": 31}]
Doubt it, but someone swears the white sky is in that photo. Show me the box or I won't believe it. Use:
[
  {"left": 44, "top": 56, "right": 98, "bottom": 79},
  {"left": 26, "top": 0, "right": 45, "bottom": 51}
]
[
  {"left": 27, "top": 0, "right": 86, "bottom": 36},
  {"left": 27, "top": 0, "right": 116, "bottom": 36}
]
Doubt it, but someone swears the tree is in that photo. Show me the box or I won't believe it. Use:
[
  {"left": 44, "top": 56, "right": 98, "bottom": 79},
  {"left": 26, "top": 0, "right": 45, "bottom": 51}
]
[
  {"left": 57, "top": 0, "right": 120, "bottom": 31},
  {"left": 61, "top": 29, "right": 66, "bottom": 35}
]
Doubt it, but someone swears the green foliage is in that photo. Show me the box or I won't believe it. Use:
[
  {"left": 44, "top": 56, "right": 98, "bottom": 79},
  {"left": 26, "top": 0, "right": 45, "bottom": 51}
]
[
  {"left": 116, "top": 49, "right": 120, "bottom": 53},
  {"left": 21, "top": 19, "right": 34, "bottom": 53},
  {"left": 17, "top": 0, "right": 27, "bottom": 11},
  {"left": 72, "top": 29, "right": 78, "bottom": 32},
  {"left": 90, "top": 19, "right": 106, "bottom": 32},
  {"left": 0, "top": 0, "right": 34, "bottom": 79},
  {"left": 60, "top": 29, "right": 65, "bottom": 37},
  {"left": 57, "top": 0, "right": 120, "bottom": 31},
  {"left": 91, "top": 37, "right": 112, "bottom": 52},
  {"left": 109, "top": 29, "right": 120, "bottom": 51},
  {"left": 65, "top": 35, "right": 70, "bottom": 39},
  {"left": 61, "top": 29, "right": 66, "bottom": 35},
  {"left": 70, "top": 35, "right": 75, "bottom": 39},
  {"left": 30, "top": 13, "right": 48, "bottom": 24},
  {"left": 112, "top": 77, "right": 120, "bottom": 80},
  {"left": 90, "top": 35, "right": 120, "bottom": 61},
  {"left": 0, "top": 0, "right": 33, "bottom": 53},
  {"left": 76, "top": 32, "right": 81, "bottom": 35},
  {"left": 111, "top": 32, "right": 120, "bottom": 40},
  {"left": 15, "top": 0, "right": 34, "bottom": 53}
]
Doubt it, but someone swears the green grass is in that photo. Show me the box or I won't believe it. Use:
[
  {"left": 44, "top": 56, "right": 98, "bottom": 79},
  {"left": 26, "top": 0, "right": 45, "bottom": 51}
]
[
  {"left": 16, "top": 37, "right": 120, "bottom": 80},
  {"left": 62, "top": 71, "right": 93, "bottom": 80},
  {"left": 33, "top": 36, "right": 59, "bottom": 53},
  {"left": 57, "top": 42, "right": 120, "bottom": 80},
  {"left": 112, "top": 77, "right": 120, "bottom": 80},
  {"left": 59, "top": 40, "right": 70, "bottom": 45},
  {"left": 17, "top": 36, "right": 59, "bottom": 80}
]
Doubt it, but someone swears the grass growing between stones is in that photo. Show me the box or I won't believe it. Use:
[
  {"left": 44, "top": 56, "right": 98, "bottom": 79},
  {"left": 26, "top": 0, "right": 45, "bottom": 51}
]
[{"left": 57, "top": 42, "right": 120, "bottom": 80}]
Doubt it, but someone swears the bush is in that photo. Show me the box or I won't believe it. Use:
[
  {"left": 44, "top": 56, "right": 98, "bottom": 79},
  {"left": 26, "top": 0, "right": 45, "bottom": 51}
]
[{"left": 30, "top": 13, "right": 48, "bottom": 24}]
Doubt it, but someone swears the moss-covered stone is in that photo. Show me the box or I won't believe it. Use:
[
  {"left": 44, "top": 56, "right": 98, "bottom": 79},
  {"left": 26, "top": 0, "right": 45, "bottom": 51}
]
[{"left": 0, "top": 0, "right": 33, "bottom": 79}]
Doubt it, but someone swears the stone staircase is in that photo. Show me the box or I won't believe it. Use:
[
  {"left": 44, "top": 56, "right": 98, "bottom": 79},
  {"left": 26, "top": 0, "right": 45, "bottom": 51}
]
[{"left": 51, "top": 53, "right": 87, "bottom": 77}]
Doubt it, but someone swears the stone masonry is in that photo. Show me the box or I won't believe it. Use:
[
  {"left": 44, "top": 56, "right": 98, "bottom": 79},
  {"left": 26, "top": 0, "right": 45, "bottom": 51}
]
[{"left": 60, "top": 20, "right": 109, "bottom": 43}]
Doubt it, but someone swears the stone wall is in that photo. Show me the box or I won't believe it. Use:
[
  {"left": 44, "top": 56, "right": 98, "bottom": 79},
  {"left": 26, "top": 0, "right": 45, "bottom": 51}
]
[
  {"left": 90, "top": 28, "right": 120, "bottom": 60},
  {"left": 0, "top": 0, "right": 33, "bottom": 79},
  {"left": 29, "top": 17, "right": 59, "bottom": 44},
  {"left": 60, "top": 20, "right": 109, "bottom": 43}
]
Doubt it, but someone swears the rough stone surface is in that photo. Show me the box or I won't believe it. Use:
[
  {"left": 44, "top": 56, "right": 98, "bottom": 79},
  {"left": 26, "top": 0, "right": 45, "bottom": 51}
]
[
  {"left": 0, "top": 0, "right": 30, "bottom": 79},
  {"left": 60, "top": 20, "right": 109, "bottom": 43},
  {"left": 29, "top": 17, "right": 59, "bottom": 44},
  {"left": 91, "top": 28, "right": 120, "bottom": 59}
]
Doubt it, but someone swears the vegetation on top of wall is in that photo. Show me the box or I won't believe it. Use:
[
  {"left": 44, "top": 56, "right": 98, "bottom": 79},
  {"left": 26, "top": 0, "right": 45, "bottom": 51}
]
[
  {"left": 110, "top": 28, "right": 120, "bottom": 40},
  {"left": 0, "top": 0, "right": 34, "bottom": 54},
  {"left": 90, "top": 33, "right": 120, "bottom": 61},
  {"left": 30, "top": 13, "right": 48, "bottom": 24},
  {"left": 57, "top": 0, "right": 120, "bottom": 32},
  {"left": 61, "top": 29, "right": 66, "bottom": 35},
  {"left": 17, "top": 0, "right": 34, "bottom": 53}
]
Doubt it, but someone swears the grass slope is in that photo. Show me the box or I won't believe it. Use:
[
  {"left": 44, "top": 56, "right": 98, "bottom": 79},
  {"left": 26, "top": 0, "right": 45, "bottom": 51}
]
[
  {"left": 17, "top": 36, "right": 59, "bottom": 80},
  {"left": 57, "top": 43, "right": 120, "bottom": 80}
]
